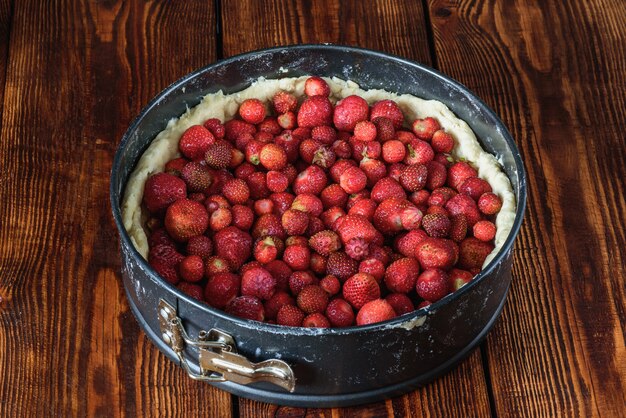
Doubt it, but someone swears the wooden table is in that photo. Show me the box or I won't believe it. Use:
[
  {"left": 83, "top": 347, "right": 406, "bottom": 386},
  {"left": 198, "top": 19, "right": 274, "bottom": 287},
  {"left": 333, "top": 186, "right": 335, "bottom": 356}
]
[{"left": 1, "top": 1, "right": 624, "bottom": 416}]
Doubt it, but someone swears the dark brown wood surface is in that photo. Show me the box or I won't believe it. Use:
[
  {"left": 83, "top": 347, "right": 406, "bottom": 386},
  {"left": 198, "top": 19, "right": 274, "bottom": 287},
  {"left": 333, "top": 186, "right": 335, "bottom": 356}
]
[{"left": 0, "top": 0, "right": 624, "bottom": 417}]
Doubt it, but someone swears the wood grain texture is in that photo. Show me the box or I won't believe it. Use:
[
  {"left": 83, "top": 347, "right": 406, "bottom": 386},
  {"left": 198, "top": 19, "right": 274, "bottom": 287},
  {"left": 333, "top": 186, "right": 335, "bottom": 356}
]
[
  {"left": 0, "top": 0, "right": 230, "bottom": 416},
  {"left": 221, "top": 1, "right": 492, "bottom": 416},
  {"left": 0, "top": 0, "right": 12, "bottom": 126},
  {"left": 428, "top": 0, "right": 626, "bottom": 416}
]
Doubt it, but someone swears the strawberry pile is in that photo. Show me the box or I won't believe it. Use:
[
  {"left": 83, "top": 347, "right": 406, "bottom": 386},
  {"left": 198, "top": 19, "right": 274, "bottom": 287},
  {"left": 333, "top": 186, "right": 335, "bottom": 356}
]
[{"left": 142, "top": 76, "right": 504, "bottom": 328}]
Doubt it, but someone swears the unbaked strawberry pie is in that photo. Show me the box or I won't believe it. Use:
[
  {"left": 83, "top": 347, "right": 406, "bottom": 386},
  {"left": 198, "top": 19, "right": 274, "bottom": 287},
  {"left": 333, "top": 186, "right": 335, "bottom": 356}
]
[{"left": 122, "top": 76, "right": 515, "bottom": 328}]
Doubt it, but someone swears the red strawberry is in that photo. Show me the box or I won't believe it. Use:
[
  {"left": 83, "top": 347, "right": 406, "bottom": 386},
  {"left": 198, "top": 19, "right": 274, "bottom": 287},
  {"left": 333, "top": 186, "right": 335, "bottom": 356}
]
[
  {"left": 411, "top": 117, "right": 440, "bottom": 140},
  {"left": 258, "top": 117, "right": 282, "bottom": 135},
  {"left": 177, "top": 282, "right": 204, "bottom": 301},
  {"left": 358, "top": 258, "right": 386, "bottom": 282},
  {"left": 264, "top": 291, "right": 295, "bottom": 320},
  {"left": 203, "top": 118, "right": 226, "bottom": 139},
  {"left": 325, "top": 298, "right": 355, "bottom": 327},
  {"left": 415, "top": 237, "right": 458, "bottom": 270},
  {"left": 428, "top": 187, "right": 457, "bottom": 207},
  {"left": 276, "top": 304, "right": 305, "bottom": 327},
  {"left": 320, "top": 184, "right": 348, "bottom": 209},
  {"left": 288, "top": 271, "right": 317, "bottom": 295},
  {"left": 342, "top": 272, "right": 380, "bottom": 310},
  {"left": 449, "top": 268, "right": 474, "bottom": 291},
  {"left": 297, "top": 95, "right": 333, "bottom": 127},
  {"left": 303, "top": 313, "right": 331, "bottom": 328},
  {"left": 283, "top": 245, "right": 311, "bottom": 271},
  {"left": 179, "top": 125, "right": 216, "bottom": 160},
  {"left": 259, "top": 143, "right": 288, "bottom": 171},
  {"left": 293, "top": 165, "right": 327, "bottom": 195},
  {"left": 277, "top": 111, "right": 296, "bottom": 130},
  {"left": 373, "top": 197, "right": 418, "bottom": 234},
  {"left": 334, "top": 95, "right": 369, "bottom": 132},
  {"left": 382, "top": 140, "right": 406, "bottom": 163},
  {"left": 238, "top": 98, "right": 266, "bottom": 124},
  {"left": 244, "top": 139, "right": 264, "bottom": 166},
  {"left": 253, "top": 236, "right": 280, "bottom": 264},
  {"left": 404, "top": 139, "right": 435, "bottom": 166},
  {"left": 394, "top": 230, "right": 428, "bottom": 258},
  {"left": 150, "top": 259, "right": 180, "bottom": 285},
  {"left": 208, "top": 207, "right": 231, "bottom": 231},
  {"left": 416, "top": 268, "right": 449, "bottom": 302},
  {"left": 253, "top": 198, "right": 274, "bottom": 216},
  {"left": 445, "top": 193, "right": 482, "bottom": 226},
  {"left": 149, "top": 243, "right": 184, "bottom": 268},
  {"left": 309, "top": 230, "right": 341, "bottom": 256},
  {"left": 399, "top": 164, "right": 428, "bottom": 192},
  {"left": 422, "top": 213, "right": 451, "bottom": 238},
  {"left": 255, "top": 131, "right": 274, "bottom": 144},
  {"left": 385, "top": 293, "right": 415, "bottom": 316},
  {"left": 164, "top": 199, "right": 209, "bottom": 242},
  {"left": 213, "top": 226, "right": 253, "bottom": 270},
  {"left": 473, "top": 220, "right": 497, "bottom": 242},
  {"left": 252, "top": 213, "right": 286, "bottom": 240},
  {"left": 304, "top": 76, "right": 331, "bottom": 97},
  {"left": 372, "top": 116, "right": 395, "bottom": 142},
  {"left": 396, "top": 130, "right": 417, "bottom": 144},
  {"left": 348, "top": 198, "right": 377, "bottom": 219},
  {"left": 345, "top": 237, "right": 370, "bottom": 260},
  {"left": 335, "top": 214, "right": 378, "bottom": 245},
  {"left": 204, "top": 272, "right": 240, "bottom": 309},
  {"left": 431, "top": 130, "right": 454, "bottom": 153},
  {"left": 143, "top": 173, "right": 187, "bottom": 214},
  {"left": 205, "top": 140, "right": 232, "bottom": 169},
  {"left": 246, "top": 171, "right": 270, "bottom": 199},
  {"left": 222, "top": 178, "right": 250, "bottom": 205},
  {"left": 291, "top": 193, "right": 324, "bottom": 217},
  {"left": 332, "top": 139, "right": 352, "bottom": 159},
  {"left": 320, "top": 206, "right": 346, "bottom": 229},
  {"left": 450, "top": 214, "right": 468, "bottom": 242},
  {"left": 179, "top": 255, "right": 205, "bottom": 283},
  {"left": 205, "top": 256, "right": 232, "bottom": 275},
  {"left": 351, "top": 139, "right": 381, "bottom": 161},
  {"left": 385, "top": 257, "right": 420, "bottom": 293},
  {"left": 164, "top": 157, "right": 188, "bottom": 176},
  {"left": 339, "top": 166, "right": 368, "bottom": 194},
  {"left": 309, "top": 251, "right": 327, "bottom": 275},
  {"left": 426, "top": 160, "right": 447, "bottom": 190},
  {"left": 231, "top": 204, "right": 254, "bottom": 230},
  {"left": 370, "top": 100, "right": 404, "bottom": 129},
  {"left": 281, "top": 209, "right": 309, "bottom": 235},
  {"left": 272, "top": 91, "right": 298, "bottom": 114},
  {"left": 312, "top": 125, "right": 337, "bottom": 145},
  {"left": 320, "top": 275, "right": 341, "bottom": 295},
  {"left": 326, "top": 251, "right": 358, "bottom": 282},
  {"left": 265, "top": 259, "right": 292, "bottom": 291},
  {"left": 311, "top": 145, "right": 336, "bottom": 169},
  {"left": 266, "top": 170, "right": 289, "bottom": 193},
  {"left": 447, "top": 161, "right": 478, "bottom": 190},
  {"left": 241, "top": 266, "right": 276, "bottom": 300},
  {"left": 226, "top": 296, "right": 265, "bottom": 322},
  {"left": 459, "top": 176, "right": 492, "bottom": 201},
  {"left": 224, "top": 119, "right": 256, "bottom": 142},
  {"left": 356, "top": 299, "right": 396, "bottom": 326},
  {"left": 353, "top": 120, "right": 377, "bottom": 142},
  {"left": 297, "top": 285, "right": 329, "bottom": 314},
  {"left": 370, "top": 177, "right": 407, "bottom": 203},
  {"left": 186, "top": 235, "right": 213, "bottom": 260},
  {"left": 478, "top": 192, "right": 503, "bottom": 215}
]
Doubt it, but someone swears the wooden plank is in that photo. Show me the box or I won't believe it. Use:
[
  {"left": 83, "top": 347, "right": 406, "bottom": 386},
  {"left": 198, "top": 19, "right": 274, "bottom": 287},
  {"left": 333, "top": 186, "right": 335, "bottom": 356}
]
[
  {"left": 0, "top": 0, "right": 230, "bottom": 416},
  {"left": 0, "top": 0, "right": 12, "bottom": 124},
  {"left": 427, "top": 0, "right": 626, "bottom": 416},
  {"left": 221, "top": 0, "right": 492, "bottom": 416}
]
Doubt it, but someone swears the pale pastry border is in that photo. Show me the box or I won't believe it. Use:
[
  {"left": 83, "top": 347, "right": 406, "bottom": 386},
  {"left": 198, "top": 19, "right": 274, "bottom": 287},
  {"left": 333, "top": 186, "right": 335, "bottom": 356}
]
[{"left": 121, "top": 76, "right": 516, "bottom": 268}]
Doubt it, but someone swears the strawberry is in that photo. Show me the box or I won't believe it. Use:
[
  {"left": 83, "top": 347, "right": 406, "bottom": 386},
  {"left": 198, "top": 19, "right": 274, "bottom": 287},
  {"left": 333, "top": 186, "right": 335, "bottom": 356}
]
[
  {"left": 209, "top": 207, "right": 232, "bottom": 231},
  {"left": 358, "top": 258, "right": 386, "bottom": 282},
  {"left": 186, "top": 235, "right": 213, "bottom": 260},
  {"left": 360, "top": 157, "right": 387, "bottom": 188},
  {"left": 164, "top": 157, "right": 189, "bottom": 176},
  {"left": 427, "top": 187, "right": 457, "bottom": 207},
  {"left": 254, "top": 131, "right": 274, "bottom": 144},
  {"left": 384, "top": 257, "right": 420, "bottom": 293},
  {"left": 449, "top": 268, "right": 474, "bottom": 291},
  {"left": 335, "top": 214, "right": 378, "bottom": 245},
  {"left": 334, "top": 95, "right": 369, "bottom": 132},
  {"left": 224, "top": 119, "right": 256, "bottom": 142},
  {"left": 343, "top": 272, "right": 380, "bottom": 309},
  {"left": 307, "top": 216, "right": 328, "bottom": 237},
  {"left": 179, "top": 255, "right": 204, "bottom": 283},
  {"left": 309, "top": 230, "right": 342, "bottom": 256},
  {"left": 241, "top": 266, "right": 276, "bottom": 300},
  {"left": 450, "top": 214, "right": 468, "bottom": 242},
  {"left": 151, "top": 259, "right": 180, "bottom": 285},
  {"left": 259, "top": 143, "right": 288, "bottom": 171},
  {"left": 253, "top": 198, "right": 274, "bottom": 216},
  {"left": 348, "top": 198, "right": 377, "bottom": 219},
  {"left": 370, "top": 100, "right": 404, "bottom": 129},
  {"left": 297, "top": 285, "right": 329, "bottom": 314},
  {"left": 411, "top": 117, "right": 440, "bottom": 141},
  {"left": 264, "top": 291, "right": 295, "bottom": 320},
  {"left": 339, "top": 166, "right": 367, "bottom": 194},
  {"left": 246, "top": 171, "right": 270, "bottom": 200},
  {"left": 226, "top": 296, "right": 265, "bottom": 322},
  {"left": 309, "top": 251, "right": 327, "bottom": 275},
  {"left": 304, "top": 76, "right": 331, "bottom": 97},
  {"left": 281, "top": 209, "right": 309, "bottom": 235},
  {"left": 311, "top": 125, "right": 337, "bottom": 145},
  {"left": 447, "top": 161, "right": 478, "bottom": 190},
  {"left": 321, "top": 206, "right": 346, "bottom": 229},
  {"left": 231, "top": 204, "right": 254, "bottom": 230},
  {"left": 325, "top": 298, "right": 355, "bottom": 327},
  {"left": 345, "top": 237, "right": 370, "bottom": 260},
  {"left": 266, "top": 170, "right": 289, "bottom": 193},
  {"left": 431, "top": 130, "right": 454, "bottom": 153},
  {"left": 351, "top": 140, "right": 381, "bottom": 161},
  {"left": 399, "top": 164, "right": 428, "bottom": 192},
  {"left": 404, "top": 140, "right": 434, "bottom": 166},
  {"left": 385, "top": 293, "right": 415, "bottom": 316},
  {"left": 311, "top": 145, "right": 336, "bottom": 169},
  {"left": 473, "top": 220, "right": 496, "bottom": 242},
  {"left": 396, "top": 130, "right": 416, "bottom": 144},
  {"left": 244, "top": 139, "right": 264, "bottom": 166},
  {"left": 415, "top": 237, "right": 458, "bottom": 270},
  {"left": 177, "top": 282, "right": 204, "bottom": 301},
  {"left": 272, "top": 91, "right": 298, "bottom": 114},
  {"left": 326, "top": 251, "right": 359, "bottom": 282},
  {"left": 372, "top": 116, "right": 395, "bottom": 142},
  {"left": 205, "top": 140, "right": 232, "bottom": 169},
  {"left": 319, "top": 184, "right": 348, "bottom": 209},
  {"left": 164, "top": 198, "right": 209, "bottom": 242},
  {"left": 288, "top": 271, "right": 317, "bottom": 296},
  {"left": 445, "top": 193, "right": 482, "bottom": 226},
  {"left": 258, "top": 117, "right": 282, "bottom": 135},
  {"left": 277, "top": 111, "right": 296, "bottom": 130},
  {"left": 283, "top": 244, "right": 310, "bottom": 271},
  {"left": 372, "top": 197, "right": 417, "bottom": 234},
  {"left": 276, "top": 304, "right": 305, "bottom": 327},
  {"left": 264, "top": 259, "right": 292, "bottom": 291},
  {"left": 370, "top": 177, "right": 407, "bottom": 203},
  {"left": 238, "top": 98, "right": 266, "bottom": 124},
  {"left": 179, "top": 125, "right": 216, "bottom": 160},
  {"left": 459, "top": 176, "right": 492, "bottom": 201},
  {"left": 203, "top": 118, "right": 226, "bottom": 139},
  {"left": 422, "top": 213, "right": 451, "bottom": 238},
  {"left": 394, "top": 230, "right": 428, "bottom": 258},
  {"left": 222, "top": 178, "right": 250, "bottom": 205},
  {"left": 252, "top": 213, "right": 286, "bottom": 240},
  {"left": 297, "top": 95, "right": 333, "bottom": 127},
  {"left": 143, "top": 173, "right": 187, "bottom": 214},
  {"left": 356, "top": 299, "right": 396, "bottom": 326},
  {"left": 253, "top": 236, "right": 280, "bottom": 263},
  {"left": 213, "top": 226, "right": 253, "bottom": 270},
  {"left": 353, "top": 120, "right": 377, "bottom": 142},
  {"left": 332, "top": 139, "right": 352, "bottom": 159},
  {"left": 303, "top": 313, "right": 331, "bottom": 328},
  {"left": 292, "top": 165, "right": 327, "bottom": 195},
  {"left": 478, "top": 192, "right": 503, "bottom": 215},
  {"left": 426, "top": 160, "right": 447, "bottom": 190},
  {"left": 204, "top": 272, "right": 240, "bottom": 309},
  {"left": 205, "top": 256, "right": 232, "bottom": 275},
  {"left": 320, "top": 275, "right": 341, "bottom": 296},
  {"left": 291, "top": 193, "right": 324, "bottom": 217},
  {"left": 416, "top": 268, "right": 449, "bottom": 302},
  {"left": 149, "top": 243, "right": 184, "bottom": 268},
  {"left": 382, "top": 140, "right": 406, "bottom": 163}
]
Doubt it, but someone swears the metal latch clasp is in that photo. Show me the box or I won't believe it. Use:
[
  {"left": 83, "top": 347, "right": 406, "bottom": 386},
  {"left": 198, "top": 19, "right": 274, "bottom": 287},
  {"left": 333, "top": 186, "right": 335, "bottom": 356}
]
[{"left": 158, "top": 299, "right": 295, "bottom": 392}]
